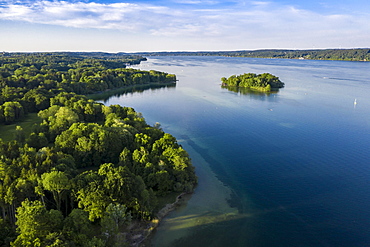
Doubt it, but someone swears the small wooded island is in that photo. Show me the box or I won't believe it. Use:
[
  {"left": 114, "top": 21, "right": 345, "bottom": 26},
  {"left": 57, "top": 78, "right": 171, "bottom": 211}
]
[
  {"left": 0, "top": 52, "right": 197, "bottom": 247},
  {"left": 221, "top": 73, "right": 284, "bottom": 92}
]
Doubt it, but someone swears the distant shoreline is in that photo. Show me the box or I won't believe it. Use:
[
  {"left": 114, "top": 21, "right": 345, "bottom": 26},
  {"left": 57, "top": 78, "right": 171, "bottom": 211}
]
[
  {"left": 3, "top": 49, "right": 369, "bottom": 62},
  {"left": 129, "top": 48, "right": 370, "bottom": 62}
]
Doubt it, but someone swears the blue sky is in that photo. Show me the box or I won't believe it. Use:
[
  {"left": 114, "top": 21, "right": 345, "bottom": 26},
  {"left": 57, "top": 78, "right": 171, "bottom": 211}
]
[{"left": 0, "top": 0, "right": 369, "bottom": 52}]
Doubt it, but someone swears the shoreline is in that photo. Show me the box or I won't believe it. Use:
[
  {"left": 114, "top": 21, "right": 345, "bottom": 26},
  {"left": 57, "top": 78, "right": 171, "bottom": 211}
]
[
  {"left": 87, "top": 81, "right": 177, "bottom": 101},
  {"left": 124, "top": 192, "right": 190, "bottom": 247},
  {"left": 146, "top": 137, "right": 240, "bottom": 246}
]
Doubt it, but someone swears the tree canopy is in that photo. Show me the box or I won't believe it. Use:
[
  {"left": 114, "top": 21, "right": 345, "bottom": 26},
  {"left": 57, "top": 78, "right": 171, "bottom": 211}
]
[
  {"left": 0, "top": 53, "right": 176, "bottom": 125},
  {"left": 0, "top": 53, "right": 195, "bottom": 247},
  {"left": 221, "top": 73, "right": 284, "bottom": 92}
]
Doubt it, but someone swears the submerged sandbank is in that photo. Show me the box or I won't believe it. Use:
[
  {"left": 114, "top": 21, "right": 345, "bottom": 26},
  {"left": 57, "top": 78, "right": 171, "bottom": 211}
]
[{"left": 149, "top": 137, "right": 239, "bottom": 246}]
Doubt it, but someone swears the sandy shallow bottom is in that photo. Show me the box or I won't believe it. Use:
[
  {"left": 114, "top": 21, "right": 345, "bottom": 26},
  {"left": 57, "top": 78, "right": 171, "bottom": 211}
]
[{"left": 150, "top": 139, "right": 239, "bottom": 247}]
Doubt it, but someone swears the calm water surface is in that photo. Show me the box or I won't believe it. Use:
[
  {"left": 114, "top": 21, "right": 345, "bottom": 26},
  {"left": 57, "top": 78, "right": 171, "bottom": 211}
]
[{"left": 100, "top": 56, "right": 370, "bottom": 247}]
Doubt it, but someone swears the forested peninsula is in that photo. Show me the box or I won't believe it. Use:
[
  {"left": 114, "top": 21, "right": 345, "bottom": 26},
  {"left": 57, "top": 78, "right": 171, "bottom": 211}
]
[
  {"left": 0, "top": 53, "right": 197, "bottom": 246},
  {"left": 132, "top": 48, "right": 370, "bottom": 62},
  {"left": 221, "top": 73, "right": 284, "bottom": 92}
]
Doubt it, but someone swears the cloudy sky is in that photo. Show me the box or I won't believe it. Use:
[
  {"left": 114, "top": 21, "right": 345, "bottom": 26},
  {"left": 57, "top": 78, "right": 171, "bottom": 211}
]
[{"left": 0, "top": 0, "right": 369, "bottom": 52}]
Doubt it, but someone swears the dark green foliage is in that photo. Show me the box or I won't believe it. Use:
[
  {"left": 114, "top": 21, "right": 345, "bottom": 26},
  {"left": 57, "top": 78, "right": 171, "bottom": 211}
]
[
  {"left": 132, "top": 48, "right": 370, "bottom": 61},
  {"left": 12, "top": 199, "right": 64, "bottom": 246},
  {"left": 26, "top": 132, "right": 48, "bottom": 149},
  {"left": 100, "top": 203, "right": 132, "bottom": 245},
  {"left": 63, "top": 209, "right": 97, "bottom": 246},
  {"left": 0, "top": 53, "right": 176, "bottom": 125},
  {"left": 221, "top": 73, "right": 284, "bottom": 92},
  {"left": 0, "top": 53, "right": 195, "bottom": 246},
  {"left": 233, "top": 48, "right": 370, "bottom": 61},
  {"left": 0, "top": 218, "right": 16, "bottom": 246}
]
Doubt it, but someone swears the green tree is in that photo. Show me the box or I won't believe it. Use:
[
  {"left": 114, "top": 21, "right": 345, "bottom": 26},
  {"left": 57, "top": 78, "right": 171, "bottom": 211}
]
[
  {"left": 12, "top": 199, "right": 63, "bottom": 247},
  {"left": 26, "top": 132, "right": 48, "bottom": 150},
  {"left": 63, "top": 209, "right": 92, "bottom": 245},
  {"left": 101, "top": 203, "right": 132, "bottom": 244},
  {"left": 2, "top": 102, "right": 24, "bottom": 124},
  {"left": 15, "top": 126, "right": 25, "bottom": 144},
  {"left": 41, "top": 171, "right": 70, "bottom": 211},
  {"left": 74, "top": 170, "right": 108, "bottom": 221}
]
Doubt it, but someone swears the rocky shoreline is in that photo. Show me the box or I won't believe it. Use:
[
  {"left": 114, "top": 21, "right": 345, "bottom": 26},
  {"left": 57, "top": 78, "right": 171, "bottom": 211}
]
[{"left": 125, "top": 192, "right": 188, "bottom": 247}]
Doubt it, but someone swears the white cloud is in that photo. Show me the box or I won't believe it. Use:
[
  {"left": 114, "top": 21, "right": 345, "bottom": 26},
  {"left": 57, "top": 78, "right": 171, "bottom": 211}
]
[
  {"left": 0, "top": 1, "right": 166, "bottom": 30},
  {"left": 0, "top": 3, "right": 31, "bottom": 18},
  {"left": 172, "top": 0, "right": 220, "bottom": 4},
  {"left": 0, "top": 0, "right": 369, "bottom": 50}
]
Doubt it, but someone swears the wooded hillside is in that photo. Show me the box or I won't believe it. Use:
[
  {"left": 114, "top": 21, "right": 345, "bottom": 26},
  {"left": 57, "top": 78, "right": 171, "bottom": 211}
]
[{"left": 0, "top": 53, "right": 196, "bottom": 246}]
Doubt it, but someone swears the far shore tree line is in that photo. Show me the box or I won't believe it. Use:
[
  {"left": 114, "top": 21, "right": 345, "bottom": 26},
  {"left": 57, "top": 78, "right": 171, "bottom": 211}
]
[{"left": 131, "top": 48, "right": 370, "bottom": 61}]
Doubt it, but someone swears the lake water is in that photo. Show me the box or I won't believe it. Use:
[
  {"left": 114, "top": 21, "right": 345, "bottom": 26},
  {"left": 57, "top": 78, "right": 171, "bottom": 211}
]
[{"left": 99, "top": 56, "right": 370, "bottom": 247}]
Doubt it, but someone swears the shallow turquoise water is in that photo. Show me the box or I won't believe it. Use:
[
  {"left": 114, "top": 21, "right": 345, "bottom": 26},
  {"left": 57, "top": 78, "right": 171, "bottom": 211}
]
[{"left": 100, "top": 56, "right": 370, "bottom": 247}]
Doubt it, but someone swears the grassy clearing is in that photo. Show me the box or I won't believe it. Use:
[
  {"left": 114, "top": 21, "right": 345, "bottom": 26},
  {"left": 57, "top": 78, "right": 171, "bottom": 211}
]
[{"left": 0, "top": 113, "right": 42, "bottom": 142}]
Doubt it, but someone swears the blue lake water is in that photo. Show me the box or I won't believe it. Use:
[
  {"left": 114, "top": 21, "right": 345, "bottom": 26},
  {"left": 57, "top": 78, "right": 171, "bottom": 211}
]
[{"left": 100, "top": 56, "right": 370, "bottom": 247}]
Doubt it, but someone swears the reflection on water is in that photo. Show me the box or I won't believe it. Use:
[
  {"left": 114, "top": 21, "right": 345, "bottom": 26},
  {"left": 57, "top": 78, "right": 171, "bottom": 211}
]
[
  {"left": 90, "top": 83, "right": 176, "bottom": 102},
  {"left": 221, "top": 85, "right": 280, "bottom": 100}
]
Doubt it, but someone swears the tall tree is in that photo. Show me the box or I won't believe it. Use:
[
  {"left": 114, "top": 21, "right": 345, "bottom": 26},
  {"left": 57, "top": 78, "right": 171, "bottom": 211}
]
[
  {"left": 41, "top": 171, "right": 70, "bottom": 211},
  {"left": 12, "top": 199, "right": 63, "bottom": 246}
]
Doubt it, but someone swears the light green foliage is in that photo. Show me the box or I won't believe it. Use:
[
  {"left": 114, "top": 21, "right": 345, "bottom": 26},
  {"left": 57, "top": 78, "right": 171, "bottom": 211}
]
[
  {"left": 221, "top": 73, "right": 284, "bottom": 91},
  {"left": 39, "top": 106, "right": 80, "bottom": 139},
  {"left": 1, "top": 102, "right": 24, "bottom": 124},
  {"left": 75, "top": 163, "right": 158, "bottom": 221},
  {"left": 41, "top": 171, "right": 70, "bottom": 211},
  {"left": 38, "top": 105, "right": 61, "bottom": 120},
  {"left": 43, "top": 232, "right": 69, "bottom": 247},
  {"left": 12, "top": 199, "right": 63, "bottom": 247},
  {"left": 55, "top": 122, "right": 133, "bottom": 167},
  {"left": 74, "top": 170, "right": 108, "bottom": 221}
]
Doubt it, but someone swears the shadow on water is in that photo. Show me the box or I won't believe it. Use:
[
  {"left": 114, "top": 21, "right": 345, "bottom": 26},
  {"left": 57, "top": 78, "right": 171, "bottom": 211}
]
[
  {"left": 154, "top": 206, "right": 367, "bottom": 247},
  {"left": 221, "top": 86, "right": 280, "bottom": 102},
  {"left": 88, "top": 82, "right": 176, "bottom": 102},
  {"left": 179, "top": 134, "right": 245, "bottom": 214}
]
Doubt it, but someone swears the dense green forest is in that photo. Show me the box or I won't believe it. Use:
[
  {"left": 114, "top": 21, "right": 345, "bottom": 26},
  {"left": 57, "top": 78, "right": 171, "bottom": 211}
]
[
  {"left": 0, "top": 53, "right": 196, "bottom": 246},
  {"left": 221, "top": 73, "right": 284, "bottom": 92},
  {"left": 132, "top": 48, "right": 370, "bottom": 61},
  {"left": 0, "top": 52, "right": 176, "bottom": 124}
]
